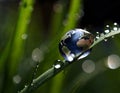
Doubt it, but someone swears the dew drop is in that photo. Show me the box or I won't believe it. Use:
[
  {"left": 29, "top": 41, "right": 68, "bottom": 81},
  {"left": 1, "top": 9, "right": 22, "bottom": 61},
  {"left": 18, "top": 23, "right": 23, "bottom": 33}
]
[
  {"left": 37, "top": 64, "right": 39, "bottom": 68},
  {"left": 59, "top": 29, "right": 94, "bottom": 62},
  {"left": 113, "top": 27, "right": 118, "bottom": 31},
  {"left": 104, "top": 39, "right": 107, "bottom": 42},
  {"left": 114, "top": 22, "right": 117, "bottom": 26},
  {"left": 104, "top": 29, "right": 110, "bottom": 34},
  {"left": 106, "top": 25, "right": 110, "bottom": 27},
  {"left": 54, "top": 64, "right": 61, "bottom": 69},
  {"left": 100, "top": 33, "right": 104, "bottom": 37},
  {"left": 96, "top": 32, "right": 99, "bottom": 34},
  {"left": 25, "top": 85, "right": 27, "bottom": 88},
  {"left": 113, "top": 22, "right": 119, "bottom": 31},
  {"left": 54, "top": 60, "right": 63, "bottom": 69},
  {"left": 31, "top": 83, "right": 34, "bottom": 86},
  {"left": 95, "top": 35, "right": 99, "bottom": 39}
]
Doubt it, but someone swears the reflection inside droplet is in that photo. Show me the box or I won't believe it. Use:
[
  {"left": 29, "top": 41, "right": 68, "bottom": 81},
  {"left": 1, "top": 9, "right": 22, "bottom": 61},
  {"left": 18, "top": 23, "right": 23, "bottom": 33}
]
[
  {"left": 82, "top": 60, "right": 95, "bottom": 73},
  {"left": 106, "top": 25, "right": 109, "bottom": 27},
  {"left": 59, "top": 29, "right": 94, "bottom": 62},
  {"left": 107, "top": 54, "right": 120, "bottom": 69}
]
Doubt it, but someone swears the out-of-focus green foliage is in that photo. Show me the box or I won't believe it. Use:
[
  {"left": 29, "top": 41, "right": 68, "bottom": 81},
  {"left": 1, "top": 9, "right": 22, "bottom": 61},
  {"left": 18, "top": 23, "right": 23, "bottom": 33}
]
[{"left": 0, "top": 0, "right": 120, "bottom": 93}]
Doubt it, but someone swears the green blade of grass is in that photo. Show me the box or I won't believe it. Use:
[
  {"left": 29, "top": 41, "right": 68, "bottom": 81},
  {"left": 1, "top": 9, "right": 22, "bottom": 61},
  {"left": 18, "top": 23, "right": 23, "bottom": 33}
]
[{"left": 9, "top": 0, "right": 35, "bottom": 75}]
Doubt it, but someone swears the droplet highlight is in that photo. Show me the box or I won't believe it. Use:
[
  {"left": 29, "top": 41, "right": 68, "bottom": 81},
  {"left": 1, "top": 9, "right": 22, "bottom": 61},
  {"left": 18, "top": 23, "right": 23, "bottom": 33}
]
[{"left": 104, "top": 29, "right": 110, "bottom": 34}]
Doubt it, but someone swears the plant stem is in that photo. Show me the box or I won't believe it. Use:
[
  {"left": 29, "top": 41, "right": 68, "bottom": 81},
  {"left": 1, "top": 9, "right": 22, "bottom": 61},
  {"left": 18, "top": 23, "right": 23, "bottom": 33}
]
[
  {"left": 19, "top": 60, "right": 69, "bottom": 93},
  {"left": 10, "top": 0, "right": 35, "bottom": 75},
  {"left": 19, "top": 28, "right": 120, "bottom": 93}
]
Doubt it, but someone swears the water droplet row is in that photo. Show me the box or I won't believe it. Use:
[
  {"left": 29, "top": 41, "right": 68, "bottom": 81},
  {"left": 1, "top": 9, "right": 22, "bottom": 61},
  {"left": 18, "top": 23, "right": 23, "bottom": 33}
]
[{"left": 95, "top": 22, "right": 119, "bottom": 41}]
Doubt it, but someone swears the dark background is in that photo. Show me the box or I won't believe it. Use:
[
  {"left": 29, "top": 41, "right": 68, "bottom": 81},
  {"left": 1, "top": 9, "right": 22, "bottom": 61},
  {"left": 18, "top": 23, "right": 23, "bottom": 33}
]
[{"left": 38, "top": 0, "right": 120, "bottom": 30}]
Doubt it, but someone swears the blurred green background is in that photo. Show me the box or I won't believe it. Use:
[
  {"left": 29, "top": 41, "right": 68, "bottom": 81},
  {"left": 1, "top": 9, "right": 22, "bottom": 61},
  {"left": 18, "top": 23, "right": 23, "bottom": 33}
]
[{"left": 0, "top": 0, "right": 120, "bottom": 93}]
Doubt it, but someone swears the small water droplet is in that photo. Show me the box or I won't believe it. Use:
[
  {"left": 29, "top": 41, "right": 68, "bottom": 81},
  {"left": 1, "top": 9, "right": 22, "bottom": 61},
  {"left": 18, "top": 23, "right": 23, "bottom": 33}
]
[
  {"left": 106, "top": 25, "right": 110, "bottom": 27},
  {"left": 100, "top": 33, "right": 104, "bottom": 37},
  {"left": 104, "top": 39, "right": 107, "bottom": 42},
  {"left": 113, "top": 27, "right": 118, "bottom": 31},
  {"left": 114, "top": 22, "right": 117, "bottom": 26},
  {"left": 54, "top": 64, "right": 61, "bottom": 69},
  {"left": 54, "top": 60, "right": 63, "bottom": 69},
  {"left": 25, "top": 85, "right": 27, "bottom": 88},
  {"left": 37, "top": 64, "right": 39, "bottom": 68},
  {"left": 104, "top": 29, "right": 110, "bottom": 34},
  {"left": 31, "top": 83, "right": 34, "bottom": 86},
  {"left": 112, "top": 22, "right": 119, "bottom": 31},
  {"left": 96, "top": 32, "right": 99, "bottom": 34}
]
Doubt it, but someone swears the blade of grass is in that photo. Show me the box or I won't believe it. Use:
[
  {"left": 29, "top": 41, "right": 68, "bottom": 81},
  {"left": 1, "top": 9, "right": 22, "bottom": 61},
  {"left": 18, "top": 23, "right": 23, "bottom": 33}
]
[
  {"left": 19, "top": 28, "right": 120, "bottom": 93},
  {"left": 9, "top": 0, "right": 35, "bottom": 76}
]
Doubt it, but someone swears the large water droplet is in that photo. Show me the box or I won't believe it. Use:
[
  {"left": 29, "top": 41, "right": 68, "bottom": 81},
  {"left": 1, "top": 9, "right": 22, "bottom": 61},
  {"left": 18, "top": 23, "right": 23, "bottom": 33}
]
[{"left": 59, "top": 29, "right": 94, "bottom": 62}]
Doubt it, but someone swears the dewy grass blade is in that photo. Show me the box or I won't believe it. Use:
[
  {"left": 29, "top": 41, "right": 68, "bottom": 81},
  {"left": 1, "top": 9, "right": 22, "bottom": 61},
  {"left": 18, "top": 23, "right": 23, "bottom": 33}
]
[{"left": 19, "top": 28, "right": 120, "bottom": 93}]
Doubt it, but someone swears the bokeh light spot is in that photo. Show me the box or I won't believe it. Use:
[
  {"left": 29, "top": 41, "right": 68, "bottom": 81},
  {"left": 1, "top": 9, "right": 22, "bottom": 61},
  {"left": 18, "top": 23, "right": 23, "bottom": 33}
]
[
  {"left": 32, "top": 48, "right": 43, "bottom": 62},
  {"left": 82, "top": 60, "right": 95, "bottom": 73},
  {"left": 107, "top": 54, "right": 120, "bottom": 69},
  {"left": 13, "top": 75, "right": 21, "bottom": 84}
]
